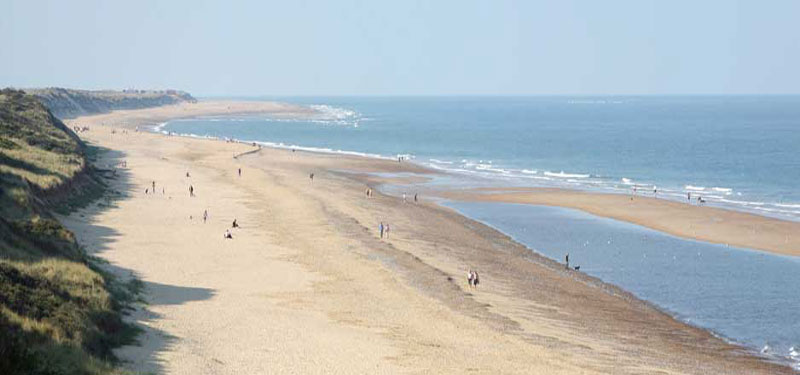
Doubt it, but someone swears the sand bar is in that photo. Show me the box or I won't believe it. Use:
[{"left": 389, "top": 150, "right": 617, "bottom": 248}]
[{"left": 439, "top": 188, "right": 800, "bottom": 257}]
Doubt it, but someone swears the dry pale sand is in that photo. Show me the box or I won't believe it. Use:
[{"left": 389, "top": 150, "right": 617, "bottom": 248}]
[
  {"left": 59, "top": 102, "right": 795, "bottom": 374},
  {"left": 440, "top": 188, "right": 800, "bottom": 257}
]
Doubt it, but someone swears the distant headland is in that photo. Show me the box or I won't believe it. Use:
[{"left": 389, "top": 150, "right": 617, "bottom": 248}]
[{"left": 23, "top": 87, "right": 197, "bottom": 119}]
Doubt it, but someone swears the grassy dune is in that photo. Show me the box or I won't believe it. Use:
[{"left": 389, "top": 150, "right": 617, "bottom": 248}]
[{"left": 0, "top": 89, "right": 138, "bottom": 375}]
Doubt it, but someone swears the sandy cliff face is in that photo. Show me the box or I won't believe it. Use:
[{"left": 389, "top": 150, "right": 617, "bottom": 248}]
[{"left": 26, "top": 87, "right": 197, "bottom": 119}]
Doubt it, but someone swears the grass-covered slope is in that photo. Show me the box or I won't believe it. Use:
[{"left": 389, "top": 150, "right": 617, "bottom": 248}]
[{"left": 0, "top": 89, "right": 138, "bottom": 375}]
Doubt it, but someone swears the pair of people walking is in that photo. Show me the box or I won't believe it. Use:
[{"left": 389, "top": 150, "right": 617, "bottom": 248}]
[
  {"left": 379, "top": 222, "right": 391, "bottom": 239},
  {"left": 467, "top": 269, "right": 480, "bottom": 288}
]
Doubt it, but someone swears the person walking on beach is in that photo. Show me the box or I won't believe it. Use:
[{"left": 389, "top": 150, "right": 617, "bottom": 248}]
[
  {"left": 653, "top": 186, "right": 658, "bottom": 198},
  {"left": 467, "top": 270, "right": 474, "bottom": 288},
  {"left": 189, "top": 185, "right": 194, "bottom": 197},
  {"left": 203, "top": 210, "right": 208, "bottom": 223},
  {"left": 473, "top": 271, "right": 480, "bottom": 288},
  {"left": 238, "top": 168, "right": 242, "bottom": 177},
  {"left": 403, "top": 193, "right": 407, "bottom": 203},
  {"left": 687, "top": 192, "right": 691, "bottom": 202},
  {"left": 414, "top": 193, "right": 418, "bottom": 203},
  {"left": 379, "top": 222, "right": 384, "bottom": 239},
  {"left": 385, "top": 223, "right": 390, "bottom": 239},
  {"left": 565, "top": 253, "right": 570, "bottom": 270},
  {"left": 309, "top": 173, "right": 314, "bottom": 184}
]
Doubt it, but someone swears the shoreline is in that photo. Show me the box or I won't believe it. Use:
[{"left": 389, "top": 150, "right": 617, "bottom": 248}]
[
  {"left": 62, "top": 101, "right": 796, "bottom": 373},
  {"left": 143, "top": 104, "right": 800, "bottom": 259},
  {"left": 154, "top": 115, "right": 800, "bottom": 258}
]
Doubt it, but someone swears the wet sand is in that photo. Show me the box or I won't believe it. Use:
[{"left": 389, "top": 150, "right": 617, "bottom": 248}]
[{"left": 60, "top": 102, "right": 795, "bottom": 374}]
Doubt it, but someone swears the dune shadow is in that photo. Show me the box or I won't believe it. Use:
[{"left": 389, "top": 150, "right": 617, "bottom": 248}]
[
  {"left": 109, "top": 280, "right": 215, "bottom": 374},
  {"left": 64, "top": 141, "right": 216, "bottom": 374},
  {"left": 144, "top": 281, "right": 215, "bottom": 306}
]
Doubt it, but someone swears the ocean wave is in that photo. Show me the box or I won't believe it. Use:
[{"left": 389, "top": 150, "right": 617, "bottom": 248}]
[
  {"left": 544, "top": 171, "right": 590, "bottom": 178},
  {"left": 429, "top": 158, "right": 453, "bottom": 165},
  {"left": 306, "top": 104, "right": 362, "bottom": 127},
  {"left": 685, "top": 185, "right": 706, "bottom": 191},
  {"left": 521, "top": 169, "right": 538, "bottom": 174},
  {"left": 474, "top": 163, "right": 512, "bottom": 174},
  {"left": 718, "top": 198, "right": 765, "bottom": 206},
  {"left": 310, "top": 104, "right": 358, "bottom": 119},
  {"left": 153, "top": 121, "right": 168, "bottom": 132},
  {"left": 711, "top": 187, "right": 733, "bottom": 195},
  {"left": 256, "top": 140, "right": 394, "bottom": 160}
]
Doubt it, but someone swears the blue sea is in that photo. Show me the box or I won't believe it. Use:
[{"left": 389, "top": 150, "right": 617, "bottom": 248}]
[
  {"left": 162, "top": 96, "right": 800, "bottom": 220},
  {"left": 161, "top": 96, "right": 800, "bottom": 368}
]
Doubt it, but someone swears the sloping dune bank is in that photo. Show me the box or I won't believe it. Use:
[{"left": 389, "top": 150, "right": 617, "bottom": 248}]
[{"left": 61, "top": 102, "right": 794, "bottom": 374}]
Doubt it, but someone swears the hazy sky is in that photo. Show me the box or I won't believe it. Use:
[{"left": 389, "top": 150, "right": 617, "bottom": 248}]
[{"left": 2, "top": 0, "right": 799, "bottom": 96}]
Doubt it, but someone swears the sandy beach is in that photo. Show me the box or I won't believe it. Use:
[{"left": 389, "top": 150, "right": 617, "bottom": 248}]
[{"left": 59, "top": 101, "right": 795, "bottom": 374}]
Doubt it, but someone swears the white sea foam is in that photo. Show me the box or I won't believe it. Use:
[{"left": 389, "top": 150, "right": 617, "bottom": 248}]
[
  {"left": 685, "top": 185, "right": 706, "bottom": 191},
  {"left": 719, "top": 198, "right": 765, "bottom": 206},
  {"left": 254, "top": 140, "right": 394, "bottom": 160},
  {"left": 153, "top": 121, "right": 169, "bottom": 132},
  {"left": 521, "top": 169, "right": 538, "bottom": 174},
  {"left": 310, "top": 104, "right": 357, "bottom": 119},
  {"left": 429, "top": 158, "right": 453, "bottom": 165},
  {"left": 544, "top": 171, "right": 590, "bottom": 178},
  {"left": 306, "top": 104, "right": 361, "bottom": 126}
]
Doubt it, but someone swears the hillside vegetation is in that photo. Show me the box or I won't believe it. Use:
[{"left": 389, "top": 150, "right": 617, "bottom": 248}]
[
  {"left": 27, "top": 87, "right": 196, "bottom": 119},
  {"left": 0, "top": 89, "right": 138, "bottom": 374}
]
